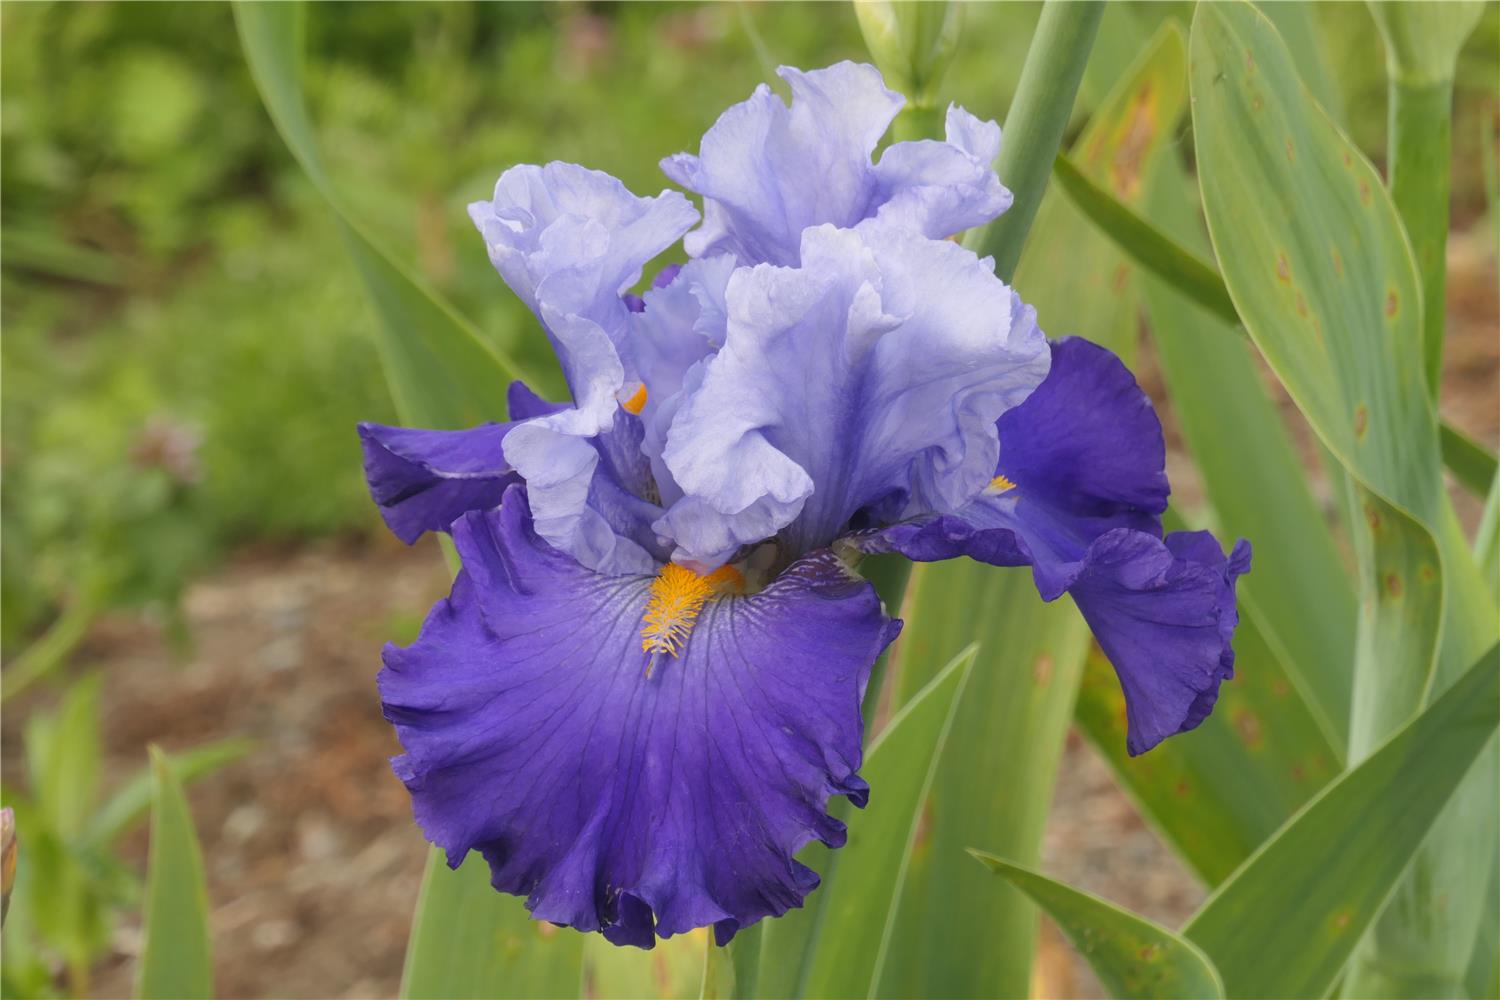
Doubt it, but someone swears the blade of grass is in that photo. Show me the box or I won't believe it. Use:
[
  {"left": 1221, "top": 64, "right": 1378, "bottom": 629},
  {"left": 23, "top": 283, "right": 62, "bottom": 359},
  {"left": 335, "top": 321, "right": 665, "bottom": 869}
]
[{"left": 136, "top": 747, "right": 213, "bottom": 1000}]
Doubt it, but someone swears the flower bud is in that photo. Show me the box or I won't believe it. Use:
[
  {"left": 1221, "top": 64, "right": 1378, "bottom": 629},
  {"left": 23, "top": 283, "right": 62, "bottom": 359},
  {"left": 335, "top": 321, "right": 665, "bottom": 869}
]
[{"left": 853, "top": 0, "right": 963, "bottom": 108}]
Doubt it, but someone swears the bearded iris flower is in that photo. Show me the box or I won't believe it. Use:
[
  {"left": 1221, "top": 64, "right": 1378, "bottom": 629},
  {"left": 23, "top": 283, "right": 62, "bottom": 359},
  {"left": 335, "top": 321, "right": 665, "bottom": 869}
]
[{"left": 360, "top": 62, "right": 1249, "bottom": 948}]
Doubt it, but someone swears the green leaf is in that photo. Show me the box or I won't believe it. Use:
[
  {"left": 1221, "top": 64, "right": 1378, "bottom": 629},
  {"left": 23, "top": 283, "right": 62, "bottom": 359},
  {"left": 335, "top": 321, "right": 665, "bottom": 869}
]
[
  {"left": 878, "top": 568, "right": 1092, "bottom": 1000},
  {"left": 32, "top": 676, "right": 102, "bottom": 838},
  {"left": 233, "top": 1, "right": 527, "bottom": 429},
  {"left": 1181, "top": 642, "right": 1500, "bottom": 999},
  {"left": 1075, "top": 602, "right": 1341, "bottom": 886},
  {"left": 399, "top": 850, "right": 583, "bottom": 1000},
  {"left": 1191, "top": 6, "right": 1498, "bottom": 992},
  {"left": 796, "top": 644, "right": 977, "bottom": 999},
  {"left": 700, "top": 939, "right": 735, "bottom": 1000},
  {"left": 1255, "top": 2, "right": 1344, "bottom": 125},
  {"left": 84, "top": 738, "right": 251, "bottom": 849},
  {"left": 727, "top": 924, "right": 761, "bottom": 1000},
  {"left": 584, "top": 930, "right": 707, "bottom": 1000},
  {"left": 1054, "top": 122, "right": 1498, "bottom": 500},
  {"left": 1072, "top": 149, "right": 1352, "bottom": 884},
  {"left": 1192, "top": 0, "right": 1439, "bottom": 525},
  {"left": 137, "top": 746, "right": 213, "bottom": 1000},
  {"left": 1050, "top": 153, "right": 1236, "bottom": 325},
  {"left": 969, "top": 854, "right": 1224, "bottom": 1000},
  {"left": 1441, "top": 421, "right": 1500, "bottom": 499}
]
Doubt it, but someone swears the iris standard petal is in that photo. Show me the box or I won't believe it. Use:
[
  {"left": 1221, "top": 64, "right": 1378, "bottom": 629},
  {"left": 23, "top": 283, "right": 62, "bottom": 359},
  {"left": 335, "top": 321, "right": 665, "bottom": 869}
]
[
  {"left": 1071, "top": 530, "right": 1252, "bottom": 755},
  {"left": 657, "top": 223, "right": 1049, "bottom": 567},
  {"left": 468, "top": 161, "right": 698, "bottom": 432},
  {"left": 662, "top": 62, "right": 904, "bottom": 265},
  {"left": 379, "top": 489, "right": 898, "bottom": 947},
  {"left": 502, "top": 410, "right": 665, "bottom": 577},
  {"left": 629, "top": 255, "right": 737, "bottom": 508},
  {"left": 868, "top": 105, "right": 1012, "bottom": 239}
]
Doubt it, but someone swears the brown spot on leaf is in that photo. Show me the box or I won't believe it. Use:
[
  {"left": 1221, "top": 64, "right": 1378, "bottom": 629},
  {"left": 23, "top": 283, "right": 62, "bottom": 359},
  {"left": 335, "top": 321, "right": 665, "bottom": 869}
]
[
  {"left": 1295, "top": 293, "right": 1309, "bottom": 318},
  {"left": 1343, "top": 150, "right": 1353, "bottom": 167},
  {"left": 1359, "top": 179, "right": 1372, "bottom": 205},
  {"left": 1353, "top": 404, "right": 1369, "bottom": 439},
  {"left": 1333, "top": 911, "right": 1352, "bottom": 932},
  {"left": 1246, "top": 52, "right": 1255, "bottom": 73},
  {"left": 1272, "top": 678, "right": 1289, "bottom": 697},
  {"left": 1285, "top": 138, "right": 1295, "bottom": 162},
  {"left": 1331, "top": 248, "right": 1344, "bottom": 276},
  {"left": 1275, "top": 253, "right": 1291, "bottom": 282},
  {"left": 1419, "top": 565, "right": 1436, "bottom": 583},
  {"left": 1109, "top": 83, "right": 1158, "bottom": 199},
  {"left": 1234, "top": 708, "right": 1263, "bottom": 748},
  {"left": 1112, "top": 263, "right": 1131, "bottom": 294},
  {"left": 1033, "top": 653, "right": 1054, "bottom": 686},
  {"left": 1291, "top": 763, "right": 1306, "bottom": 782},
  {"left": 1386, "top": 572, "right": 1403, "bottom": 598},
  {"left": 1385, "top": 289, "right": 1399, "bottom": 318},
  {"left": 1365, "top": 504, "right": 1382, "bottom": 532},
  {"left": 1174, "top": 779, "right": 1191, "bottom": 797}
]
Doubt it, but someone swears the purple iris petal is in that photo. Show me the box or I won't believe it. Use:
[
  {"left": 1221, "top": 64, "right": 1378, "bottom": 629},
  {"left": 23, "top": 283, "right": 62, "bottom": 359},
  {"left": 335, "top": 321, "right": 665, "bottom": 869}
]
[
  {"left": 504, "top": 410, "right": 666, "bottom": 577},
  {"left": 657, "top": 223, "right": 1049, "bottom": 567},
  {"left": 358, "top": 381, "right": 569, "bottom": 545},
  {"left": 358, "top": 422, "right": 518, "bottom": 544},
  {"left": 863, "top": 336, "right": 1249, "bottom": 753},
  {"left": 1072, "top": 530, "right": 1252, "bottom": 755},
  {"left": 380, "top": 489, "right": 898, "bottom": 947}
]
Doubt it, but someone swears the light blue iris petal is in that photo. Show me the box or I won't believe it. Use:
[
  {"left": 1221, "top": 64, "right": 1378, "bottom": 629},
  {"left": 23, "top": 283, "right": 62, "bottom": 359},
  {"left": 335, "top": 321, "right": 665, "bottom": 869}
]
[
  {"left": 469, "top": 161, "right": 698, "bottom": 434},
  {"left": 661, "top": 62, "right": 905, "bottom": 266},
  {"left": 471, "top": 162, "right": 695, "bottom": 573},
  {"left": 656, "top": 223, "right": 1050, "bottom": 567}
]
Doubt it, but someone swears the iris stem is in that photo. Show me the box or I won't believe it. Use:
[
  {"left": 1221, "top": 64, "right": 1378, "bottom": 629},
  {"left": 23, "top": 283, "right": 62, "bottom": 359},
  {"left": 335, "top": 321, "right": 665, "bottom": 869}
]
[
  {"left": 963, "top": 0, "right": 1105, "bottom": 283},
  {"left": 1387, "top": 75, "right": 1457, "bottom": 399}
]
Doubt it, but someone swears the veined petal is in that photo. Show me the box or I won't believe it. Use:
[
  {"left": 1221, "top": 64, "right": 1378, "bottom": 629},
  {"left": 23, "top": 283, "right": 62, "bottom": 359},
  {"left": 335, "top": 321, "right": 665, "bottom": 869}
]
[
  {"left": 502, "top": 411, "right": 665, "bottom": 577},
  {"left": 357, "top": 381, "right": 568, "bottom": 544},
  {"left": 868, "top": 105, "right": 1012, "bottom": 239},
  {"left": 630, "top": 255, "right": 737, "bottom": 507},
  {"left": 1072, "top": 530, "right": 1252, "bottom": 755},
  {"left": 380, "top": 490, "right": 898, "bottom": 947},
  {"left": 658, "top": 223, "right": 1049, "bottom": 567},
  {"left": 469, "top": 162, "right": 698, "bottom": 432},
  {"left": 863, "top": 337, "right": 1168, "bottom": 597},
  {"left": 860, "top": 336, "right": 1248, "bottom": 754},
  {"left": 662, "top": 62, "right": 904, "bottom": 265},
  {"left": 358, "top": 422, "right": 517, "bottom": 544}
]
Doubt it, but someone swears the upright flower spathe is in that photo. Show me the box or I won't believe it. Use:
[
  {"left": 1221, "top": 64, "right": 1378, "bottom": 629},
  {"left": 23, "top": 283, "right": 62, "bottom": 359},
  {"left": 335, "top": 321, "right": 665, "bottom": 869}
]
[{"left": 360, "top": 61, "right": 1249, "bottom": 948}]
